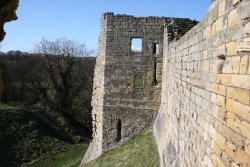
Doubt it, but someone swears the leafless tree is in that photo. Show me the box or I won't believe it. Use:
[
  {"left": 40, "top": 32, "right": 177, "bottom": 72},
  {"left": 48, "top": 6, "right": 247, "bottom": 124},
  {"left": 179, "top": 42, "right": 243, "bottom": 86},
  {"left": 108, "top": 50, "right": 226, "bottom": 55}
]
[
  {"left": 31, "top": 38, "right": 94, "bottom": 117},
  {"left": 22, "top": 38, "right": 95, "bottom": 141}
]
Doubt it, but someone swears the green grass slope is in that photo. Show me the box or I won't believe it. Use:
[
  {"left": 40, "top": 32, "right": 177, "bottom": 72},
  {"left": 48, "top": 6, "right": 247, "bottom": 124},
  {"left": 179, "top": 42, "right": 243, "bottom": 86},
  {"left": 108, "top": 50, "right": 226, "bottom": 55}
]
[
  {"left": 0, "top": 103, "right": 88, "bottom": 167},
  {"left": 82, "top": 132, "right": 160, "bottom": 167},
  {"left": 31, "top": 144, "right": 88, "bottom": 167}
]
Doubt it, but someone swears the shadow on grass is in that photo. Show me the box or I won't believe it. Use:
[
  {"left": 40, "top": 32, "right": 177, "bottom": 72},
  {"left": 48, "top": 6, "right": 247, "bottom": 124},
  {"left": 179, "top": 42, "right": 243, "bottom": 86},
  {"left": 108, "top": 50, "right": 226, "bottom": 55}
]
[{"left": 0, "top": 104, "right": 85, "bottom": 167}]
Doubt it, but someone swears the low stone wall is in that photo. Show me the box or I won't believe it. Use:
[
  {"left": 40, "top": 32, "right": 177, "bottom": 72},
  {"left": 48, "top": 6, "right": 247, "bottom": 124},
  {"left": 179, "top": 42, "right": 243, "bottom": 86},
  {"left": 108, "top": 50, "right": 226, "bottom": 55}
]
[{"left": 154, "top": 0, "right": 250, "bottom": 166}]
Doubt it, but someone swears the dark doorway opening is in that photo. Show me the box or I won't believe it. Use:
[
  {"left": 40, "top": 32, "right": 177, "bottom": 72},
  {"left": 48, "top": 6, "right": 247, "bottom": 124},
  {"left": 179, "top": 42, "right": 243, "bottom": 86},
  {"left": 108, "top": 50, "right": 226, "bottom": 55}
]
[
  {"left": 153, "top": 43, "right": 159, "bottom": 54},
  {"left": 116, "top": 119, "right": 122, "bottom": 142},
  {"left": 152, "top": 58, "right": 158, "bottom": 86}
]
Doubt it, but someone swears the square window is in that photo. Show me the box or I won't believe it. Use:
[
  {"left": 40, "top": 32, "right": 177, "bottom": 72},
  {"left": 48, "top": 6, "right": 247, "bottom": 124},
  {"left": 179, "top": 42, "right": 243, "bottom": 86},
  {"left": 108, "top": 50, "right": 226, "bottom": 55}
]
[{"left": 131, "top": 38, "right": 142, "bottom": 52}]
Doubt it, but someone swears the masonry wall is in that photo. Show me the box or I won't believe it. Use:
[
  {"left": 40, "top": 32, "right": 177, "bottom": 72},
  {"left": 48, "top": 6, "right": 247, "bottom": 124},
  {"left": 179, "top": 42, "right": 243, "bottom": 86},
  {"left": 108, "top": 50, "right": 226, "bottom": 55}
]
[
  {"left": 81, "top": 13, "right": 107, "bottom": 164},
  {"left": 154, "top": 0, "right": 250, "bottom": 166},
  {"left": 82, "top": 13, "right": 167, "bottom": 164},
  {"left": 101, "top": 14, "right": 166, "bottom": 150},
  {"left": 82, "top": 13, "right": 197, "bottom": 164}
]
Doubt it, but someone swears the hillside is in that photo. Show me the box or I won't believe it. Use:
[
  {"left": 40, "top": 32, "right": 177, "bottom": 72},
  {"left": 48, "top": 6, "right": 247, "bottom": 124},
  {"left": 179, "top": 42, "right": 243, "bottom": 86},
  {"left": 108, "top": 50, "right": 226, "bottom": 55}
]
[
  {"left": 81, "top": 132, "right": 160, "bottom": 167},
  {"left": 0, "top": 103, "right": 88, "bottom": 167}
]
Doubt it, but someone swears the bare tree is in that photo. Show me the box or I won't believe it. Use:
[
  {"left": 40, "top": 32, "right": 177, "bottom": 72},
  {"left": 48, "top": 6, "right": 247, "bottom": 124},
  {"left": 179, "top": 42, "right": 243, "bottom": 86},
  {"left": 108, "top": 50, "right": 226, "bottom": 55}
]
[
  {"left": 31, "top": 38, "right": 93, "bottom": 116},
  {"left": 23, "top": 38, "right": 95, "bottom": 141}
]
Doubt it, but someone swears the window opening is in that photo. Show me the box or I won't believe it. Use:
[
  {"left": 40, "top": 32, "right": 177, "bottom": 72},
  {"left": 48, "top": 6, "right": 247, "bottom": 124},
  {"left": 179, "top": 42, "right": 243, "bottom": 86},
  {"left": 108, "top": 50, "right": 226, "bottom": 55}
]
[
  {"left": 153, "top": 43, "right": 160, "bottom": 54},
  {"left": 131, "top": 38, "right": 142, "bottom": 52},
  {"left": 116, "top": 119, "right": 122, "bottom": 142},
  {"left": 152, "top": 58, "right": 158, "bottom": 86},
  {"left": 134, "top": 75, "right": 144, "bottom": 88}
]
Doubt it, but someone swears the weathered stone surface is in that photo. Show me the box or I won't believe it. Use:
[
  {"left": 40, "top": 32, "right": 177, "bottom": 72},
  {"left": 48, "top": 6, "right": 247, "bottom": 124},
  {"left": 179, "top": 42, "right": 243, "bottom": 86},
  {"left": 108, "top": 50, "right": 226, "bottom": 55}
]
[
  {"left": 231, "top": 56, "right": 241, "bottom": 73},
  {"left": 226, "top": 42, "right": 237, "bottom": 56},
  {"left": 154, "top": 0, "right": 250, "bottom": 166},
  {"left": 222, "top": 58, "right": 233, "bottom": 73},
  {"left": 244, "top": 23, "right": 250, "bottom": 37},
  {"left": 237, "top": 1, "right": 250, "bottom": 21},
  {"left": 239, "top": 55, "right": 249, "bottom": 74},
  {"left": 237, "top": 38, "right": 250, "bottom": 52},
  {"left": 82, "top": 0, "right": 250, "bottom": 166},
  {"left": 81, "top": 13, "right": 197, "bottom": 165},
  {"left": 228, "top": 9, "right": 238, "bottom": 28},
  {"left": 0, "top": 0, "right": 19, "bottom": 41}
]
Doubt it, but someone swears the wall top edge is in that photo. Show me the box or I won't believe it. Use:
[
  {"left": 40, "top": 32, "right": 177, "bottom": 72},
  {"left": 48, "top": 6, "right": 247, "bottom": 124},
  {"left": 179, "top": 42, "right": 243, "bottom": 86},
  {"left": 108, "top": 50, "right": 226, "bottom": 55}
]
[{"left": 101, "top": 12, "right": 198, "bottom": 22}]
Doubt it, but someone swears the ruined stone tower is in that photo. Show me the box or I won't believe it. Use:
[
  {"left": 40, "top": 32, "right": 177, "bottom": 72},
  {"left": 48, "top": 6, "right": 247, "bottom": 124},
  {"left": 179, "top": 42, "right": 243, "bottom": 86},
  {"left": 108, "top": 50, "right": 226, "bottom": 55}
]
[{"left": 81, "top": 13, "right": 198, "bottom": 164}]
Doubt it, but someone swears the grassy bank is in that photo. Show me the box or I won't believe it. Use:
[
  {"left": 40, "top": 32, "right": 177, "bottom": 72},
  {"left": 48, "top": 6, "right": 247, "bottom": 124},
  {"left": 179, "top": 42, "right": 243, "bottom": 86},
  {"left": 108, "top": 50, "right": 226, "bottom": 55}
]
[
  {"left": 82, "top": 132, "right": 160, "bottom": 167},
  {"left": 0, "top": 103, "right": 87, "bottom": 167},
  {"left": 31, "top": 144, "right": 88, "bottom": 167}
]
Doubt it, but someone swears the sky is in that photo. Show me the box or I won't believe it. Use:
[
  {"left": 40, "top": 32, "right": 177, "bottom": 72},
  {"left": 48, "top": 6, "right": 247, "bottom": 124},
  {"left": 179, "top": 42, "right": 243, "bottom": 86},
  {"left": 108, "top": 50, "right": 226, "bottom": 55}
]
[{"left": 0, "top": 0, "right": 211, "bottom": 53}]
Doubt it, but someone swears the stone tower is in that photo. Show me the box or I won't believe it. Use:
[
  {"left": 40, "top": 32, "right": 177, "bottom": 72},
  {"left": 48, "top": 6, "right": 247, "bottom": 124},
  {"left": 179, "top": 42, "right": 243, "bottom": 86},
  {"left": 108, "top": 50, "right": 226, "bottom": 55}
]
[{"left": 81, "top": 13, "right": 198, "bottom": 164}]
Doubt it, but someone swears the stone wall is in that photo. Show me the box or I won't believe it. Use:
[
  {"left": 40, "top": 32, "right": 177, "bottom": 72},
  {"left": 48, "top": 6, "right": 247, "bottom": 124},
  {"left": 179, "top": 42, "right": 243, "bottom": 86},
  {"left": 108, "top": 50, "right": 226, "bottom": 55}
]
[
  {"left": 154, "top": 0, "right": 250, "bottom": 166},
  {"left": 0, "top": 0, "right": 19, "bottom": 41},
  {"left": 82, "top": 13, "right": 197, "bottom": 164}
]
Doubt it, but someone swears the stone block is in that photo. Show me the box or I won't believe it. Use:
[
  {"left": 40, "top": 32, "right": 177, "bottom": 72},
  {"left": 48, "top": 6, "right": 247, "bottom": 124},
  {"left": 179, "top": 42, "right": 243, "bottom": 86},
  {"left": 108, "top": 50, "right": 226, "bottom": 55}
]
[
  {"left": 211, "top": 83, "right": 219, "bottom": 93},
  {"left": 226, "top": 98, "right": 250, "bottom": 121},
  {"left": 228, "top": 9, "right": 238, "bottom": 28},
  {"left": 214, "top": 44, "right": 226, "bottom": 58},
  {"left": 246, "top": 139, "right": 250, "bottom": 156},
  {"left": 248, "top": 58, "right": 250, "bottom": 74},
  {"left": 203, "top": 60, "right": 210, "bottom": 72},
  {"left": 226, "top": 112, "right": 241, "bottom": 133},
  {"left": 204, "top": 155, "right": 212, "bottom": 167},
  {"left": 220, "top": 74, "right": 232, "bottom": 86},
  {"left": 226, "top": 42, "right": 237, "bottom": 56},
  {"left": 211, "top": 23, "right": 217, "bottom": 36},
  {"left": 214, "top": 155, "right": 227, "bottom": 167},
  {"left": 216, "top": 17, "right": 223, "bottom": 33},
  {"left": 238, "top": 1, "right": 250, "bottom": 21},
  {"left": 212, "top": 142, "right": 223, "bottom": 156},
  {"left": 235, "top": 149, "right": 250, "bottom": 166},
  {"left": 227, "top": 87, "right": 237, "bottom": 99},
  {"left": 240, "top": 121, "right": 250, "bottom": 139},
  {"left": 214, "top": 132, "right": 226, "bottom": 148},
  {"left": 239, "top": 55, "right": 249, "bottom": 74},
  {"left": 231, "top": 75, "right": 250, "bottom": 90},
  {"left": 210, "top": 59, "right": 225, "bottom": 73},
  {"left": 243, "top": 22, "right": 250, "bottom": 37},
  {"left": 231, "top": 56, "right": 241, "bottom": 73},
  {"left": 222, "top": 58, "right": 233, "bottom": 73},
  {"left": 204, "top": 25, "right": 211, "bottom": 39},
  {"left": 225, "top": 141, "right": 237, "bottom": 159},
  {"left": 237, "top": 38, "right": 250, "bottom": 52},
  {"left": 209, "top": 124, "right": 217, "bottom": 139},
  {"left": 219, "top": 0, "right": 226, "bottom": 17},
  {"left": 216, "top": 95, "right": 226, "bottom": 108},
  {"left": 219, "top": 85, "right": 227, "bottom": 96},
  {"left": 233, "top": 0, "right": 240, "bottom": 6},
  {"left": 219, "top": 122, "right": 245, "bottom": 148},
  {"left": 236, "top": 89, "right": 250, "bottom": 106}
]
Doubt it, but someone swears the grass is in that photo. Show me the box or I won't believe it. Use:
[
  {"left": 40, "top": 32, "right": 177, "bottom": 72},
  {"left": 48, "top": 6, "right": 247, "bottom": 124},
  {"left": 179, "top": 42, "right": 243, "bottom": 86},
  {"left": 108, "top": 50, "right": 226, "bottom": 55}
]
[
  {"left": 81, "top": 132, "right": 160, "bottom": 167},
  {"left": 0, "top": 102, "right": 22, "bottom": 110},
  {"left": 0, "top": 105, "right": 71, "bottom": 167},
  {"left": 0, "top": 102, "right": 159, "bottom": 167},
  {"left": 30, "top": 144, "right": 88, "bottom": 167}
]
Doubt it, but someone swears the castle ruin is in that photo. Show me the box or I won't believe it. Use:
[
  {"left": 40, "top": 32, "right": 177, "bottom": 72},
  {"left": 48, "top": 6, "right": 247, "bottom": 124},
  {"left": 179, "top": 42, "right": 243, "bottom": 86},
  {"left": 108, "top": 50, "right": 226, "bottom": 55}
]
[
  {"left": 82, "top": 0, "right": 250, "bottom": 166},
  {"left": 81, "top": 13, "right": 198, "bottom": 164}
]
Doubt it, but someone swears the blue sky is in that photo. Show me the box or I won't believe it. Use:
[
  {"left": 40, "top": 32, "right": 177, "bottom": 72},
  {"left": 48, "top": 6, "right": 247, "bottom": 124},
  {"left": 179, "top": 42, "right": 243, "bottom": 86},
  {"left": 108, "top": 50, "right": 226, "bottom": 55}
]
[{"left": 0, "top": 0, "right": 211, "bottom": 52}]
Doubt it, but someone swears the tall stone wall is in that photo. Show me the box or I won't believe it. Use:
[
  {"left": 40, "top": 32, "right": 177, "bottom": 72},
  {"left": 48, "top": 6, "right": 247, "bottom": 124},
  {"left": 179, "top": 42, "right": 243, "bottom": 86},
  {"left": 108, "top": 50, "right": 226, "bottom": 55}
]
[
  {"left": 154, "top": 0, "right": 250, "bottom": 166},
  {"left": 82, "top": 13, "right": 197, "bottom": 164}
]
